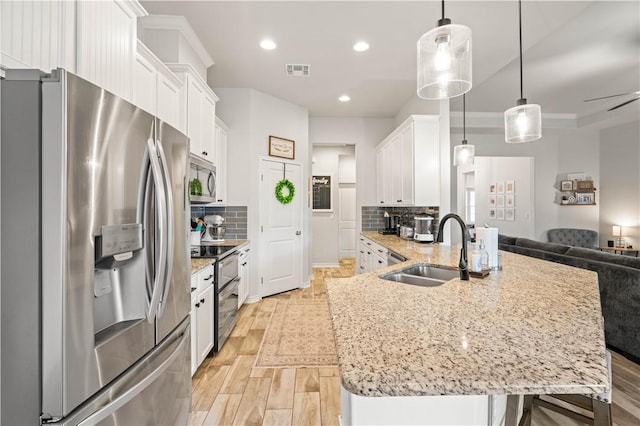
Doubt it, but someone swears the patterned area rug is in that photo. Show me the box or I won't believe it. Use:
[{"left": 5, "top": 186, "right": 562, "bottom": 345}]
[{"left": 255, "top": 299, "right": 338, "bottom": 368}]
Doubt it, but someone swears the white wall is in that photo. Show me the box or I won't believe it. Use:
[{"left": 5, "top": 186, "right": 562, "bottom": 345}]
[
  {"left": 309, "top": 117, "right": 395, "bottom": 240},
  {"left": 215, "top": 87, "right": 310, "bottom": 300},
  {"left": 450, "top": 126, "right": 601, "bottom": 241},
  {"left": 474, "top": 157, "right": 535, "bottom": 238},
  {"left": 599, "top": 121, "right": 640, "bottom": 248},
  {"left": 311, "top": 145, "right": 355, "bottom": 266}
]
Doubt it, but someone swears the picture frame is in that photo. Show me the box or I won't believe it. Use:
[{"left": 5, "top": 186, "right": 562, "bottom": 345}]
[
  {"left": 497, "top": 195, "right": 505, "bottom": 208},
  {"left": 497, "top": 208, "right": 505, "bottom": 220},
  {"left": 312, "top": 175, "right": 333, "bottom": 211},
  {"left": 505, "top": 194, "right": 515, "bottom": 208},
  {"left": 269, "top": 135, "right": 295, "bottom": 160},
  {"left": 488, "top": 208, "right": 496, "bottom": 219},
  {"left": 497, "top": 181, "right": 505, "bottom": 194},
  {"left": 505, "top": 180, "right": 515, "bottom": 194},
  {"left": 488, "top": 194, "right": 496, "bottom": 206},
  {"left": 560, "top": 180, "right": 574, "bottom": 191},
  {"left": 576, "top": 193, "right": 594, "bottom": 205},
  {"left": 489, "top": 184, "right": 496, "bottom": 194},
  {"left": 576, "top": 180, "right": 594, "bottom": 191},
  {"left": 505, "top": 208, "right": 515, "bottom": 221}
]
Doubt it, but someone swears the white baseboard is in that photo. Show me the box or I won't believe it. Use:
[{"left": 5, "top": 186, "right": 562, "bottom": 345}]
[
  {"left": 300, "top": 278, "right": 310, "bottom": 289},
  {"left": 312, "top": 263, "right": 340, "bottom": 268},
  {"left": 244, "top": 295, "right": 262, "bottom": 304}
]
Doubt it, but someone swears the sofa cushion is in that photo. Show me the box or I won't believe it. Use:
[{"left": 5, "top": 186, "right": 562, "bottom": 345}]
[
  {"left": 566, "top": 247, "right": 640, "bottom": 270},
  {"left": 498, "top": 234, "right": 517, "bottom": 246},
  {"left": 515, "top": 238, "right": 571, "bottom": 254},
  {"left": 507, "top": 245, "right": 575, "bottom": 264},
  {"left": 548, "top": 228, "right": 598, "bottom": 248}
]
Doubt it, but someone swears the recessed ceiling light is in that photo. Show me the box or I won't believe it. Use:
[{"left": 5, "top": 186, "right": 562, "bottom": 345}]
[
  {"left": 260, "top": 39, "right": 277, "bottom": 50},
  {"left": 339, "top": 95, "right": 351, "bottom": 102},
  {"left": 353, "top": 41, "right": 369, "bottom": 52}
]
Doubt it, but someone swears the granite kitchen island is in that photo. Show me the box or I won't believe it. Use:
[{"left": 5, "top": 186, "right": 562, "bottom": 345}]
[{"left": 325, "top": 232, "right": 609, "bottom": 425}]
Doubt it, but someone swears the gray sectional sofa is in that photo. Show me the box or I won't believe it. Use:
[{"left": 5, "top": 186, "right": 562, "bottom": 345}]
[{"left": 499, "top": 234, "right": 640, "bottom": 362}]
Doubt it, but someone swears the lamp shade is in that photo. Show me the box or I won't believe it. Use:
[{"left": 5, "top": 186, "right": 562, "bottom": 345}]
[
  {"left": 612, "top": 225, "right": 622, "bottom": 237},
  {"left": 504, "top": 102, "right": 541, "bottom": 143},
  {"left": 417, "top": 24, "right": 472, "bottom": 100},
  {"left": 453, "top": 143, "right": 474, "bottom": 166}
]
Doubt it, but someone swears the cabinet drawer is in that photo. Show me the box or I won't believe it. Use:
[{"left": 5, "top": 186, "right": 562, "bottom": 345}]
[{"left": 197, "top": 264, "right": 214, "bottom": 293}]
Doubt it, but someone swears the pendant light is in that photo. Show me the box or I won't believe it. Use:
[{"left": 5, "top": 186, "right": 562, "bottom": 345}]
[
  {"left": 417, "top": 0, "right": 472, "bottom": 100},
  {"left": 504, "top": 0, "right": 541, "bottom": 143},
  {"left": 453, "top": 94, "right": 474, "bottom": 166}
]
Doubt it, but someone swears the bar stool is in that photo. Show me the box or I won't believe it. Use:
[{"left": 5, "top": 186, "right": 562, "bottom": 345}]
[{"left": 518, "top": 351, "right": 612, "bottom": 426}]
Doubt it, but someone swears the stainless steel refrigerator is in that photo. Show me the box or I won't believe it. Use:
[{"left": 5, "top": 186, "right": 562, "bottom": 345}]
[{"left": 1, "top": 69, "right": 191, "bottom": 425}]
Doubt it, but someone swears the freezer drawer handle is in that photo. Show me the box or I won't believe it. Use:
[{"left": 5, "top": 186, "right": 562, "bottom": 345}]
[{"left": 76, "top": 325, "right": 189, "bottom": 425}]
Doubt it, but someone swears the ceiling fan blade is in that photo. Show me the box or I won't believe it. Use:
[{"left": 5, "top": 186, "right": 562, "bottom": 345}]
[
  {"left": 607, "top": 96, "right": 640, "bottom": 111},
  {"left": 584, "top": 91, "right": 640, "bottom": 102}
]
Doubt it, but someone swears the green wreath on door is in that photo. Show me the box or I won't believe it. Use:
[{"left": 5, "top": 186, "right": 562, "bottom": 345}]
[{"left": 275, "top": 179, "right": 295, "bottom": 204}]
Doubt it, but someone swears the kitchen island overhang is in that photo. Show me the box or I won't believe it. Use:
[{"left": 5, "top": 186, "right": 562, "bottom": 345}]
[{"left": 327, "top": 233, "right": 608, "bottom": 425}]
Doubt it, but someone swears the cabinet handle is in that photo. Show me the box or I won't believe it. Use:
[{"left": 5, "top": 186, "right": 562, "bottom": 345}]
[
  {"left": 242, "top": 262, "right": 247, "bottom": 266},
  {"left": 380, "top": 201, "right": 384, "bottom": 204},
  {"left": 367, "top": 251, "right": 371, "bottom": 255},
  {"left": 195, "top": 303, "right": 200, "bottom": 308},
  {"left": 378, "top": 260, "right": 383, "bottom": 264},
  {"left": 200, "top": 298, "right": 205, "bottom": 304},
  {"left": 204, "top": 275, "right": 212, "bottom": 281},
  {"left": 360, "top": 250, "right": 364, "bottom": 254},
  {"left": 202, "top": 151, "right": 208, "bottom": 156},
  {"left": 377, "top": 249, "right": 383, "bottom": 253},
  {"left": 217, "top": 199, "right": 223, "bottom": 202},
  {"left": 397, "top": 200, "right": 402, "bottom": 203}
]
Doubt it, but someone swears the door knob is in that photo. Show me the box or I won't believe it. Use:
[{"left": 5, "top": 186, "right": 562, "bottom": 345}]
[{"left": 296, "top": 231, "right": 301, "bottom": 235}]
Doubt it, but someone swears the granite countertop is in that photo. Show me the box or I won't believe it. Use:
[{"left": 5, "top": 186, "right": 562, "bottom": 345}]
[
  {"left": 190, "top": 240, "right": 249, "bottom": 274},
  {"left": 325, "top": 231, "right": 609, "bottom": 397}
]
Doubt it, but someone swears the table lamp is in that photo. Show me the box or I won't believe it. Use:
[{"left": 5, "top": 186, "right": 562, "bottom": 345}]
[{"left": 613, "top": 225, "right": 625, "bottom": 248}]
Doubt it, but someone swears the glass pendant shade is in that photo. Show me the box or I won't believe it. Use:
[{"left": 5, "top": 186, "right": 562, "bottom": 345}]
[
  {"left": 504, "top": 102, "right": 541, "bottom": 143},
  {"left": 417, "top": 24, "right": 472, "bottom": 100},
  {"left": 453, "top": 142, "right": 474, "bottom": 166}
]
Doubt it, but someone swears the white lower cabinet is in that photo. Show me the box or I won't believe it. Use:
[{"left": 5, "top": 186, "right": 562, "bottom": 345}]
[
  {"left": 358, "top": 237, "right": 388, "bottom": 274},
  {"left": 191, "top": 264, "right": 215, "bottom": 376},
  {"left": 238, "top": 245, "right": 250, "bottom": 308}
]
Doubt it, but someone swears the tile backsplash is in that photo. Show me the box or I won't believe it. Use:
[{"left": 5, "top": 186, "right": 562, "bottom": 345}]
[
  {"left": 361, "top": 206, "right": 440, "bottom": 231},
  {"left": 190, "top": 206, "right": 247, "bottom": 239}
]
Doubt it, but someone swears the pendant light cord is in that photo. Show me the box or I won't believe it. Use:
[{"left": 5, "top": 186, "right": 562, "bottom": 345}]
[
  {"left": 441, "top": 0, "right": 445, "bottom": 20},
  {"left": 518, "top": 0, "right": 524, "bottom": 100},
  {"left": 463, "top": 94, "right": 466, "bottom": 142}
]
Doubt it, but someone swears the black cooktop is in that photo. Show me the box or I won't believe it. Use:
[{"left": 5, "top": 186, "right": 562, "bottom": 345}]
[{"left": 190, "top": 244, "right": 237, "bottom": 259}]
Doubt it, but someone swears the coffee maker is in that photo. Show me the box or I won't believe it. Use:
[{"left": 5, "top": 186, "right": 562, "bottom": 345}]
[
  {"left": 413, "top": 216, "right": 434, "bottom": 242},
  {"left": 379, "top": 213, "right": 400, "bottom": 235}
]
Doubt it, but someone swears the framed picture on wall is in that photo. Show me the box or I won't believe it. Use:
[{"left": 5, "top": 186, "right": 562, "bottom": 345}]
[
  {"left": 506, "top": 194, "right": 515, "bottom": 207},
  {"left": 497, "top": 181, "right": 505, "bottom": 194},
  {"left": 505, "top": 180, "right": 515, "bottom": 194},
  {"left": 312, "top": 175, "right": 333, "bottom": 211},
  {"left": 269, "top": 135, "right": 295, "bottom": 160},
  {"left": 560, "top": 180, "right": 574, "bottom": 191},
  {"left": 505, "top": 208, "right": 515, "bottom": 221},
  {"left": 497, "top": 209, "right": 505, "bottom": 220},
  {"left": 489, "top": 183, "right": 497, "bottom": 194},
  {"left": 489, "top": 194, "right": 496, "bottom": 206},
  {"left": 497, "top": 195, "right": 505, "bottom": 208},
  {"left": 489, "top": 209, "right": 497, "bottom": 219}
]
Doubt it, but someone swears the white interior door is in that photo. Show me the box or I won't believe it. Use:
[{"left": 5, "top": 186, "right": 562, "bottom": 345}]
[
  {"left": 259, "top": 159, "right": 303, "bottom": 297},
  {"left": 339, "top": 186, "right": 356, "bottom": 258}
]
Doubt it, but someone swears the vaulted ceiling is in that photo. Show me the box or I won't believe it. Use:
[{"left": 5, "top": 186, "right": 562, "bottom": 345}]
[{"left": 141, "top": 1, "right": 640, "bottom": 120}]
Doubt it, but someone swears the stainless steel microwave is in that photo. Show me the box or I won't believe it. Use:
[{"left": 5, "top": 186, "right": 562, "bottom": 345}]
[{"left": 189, "top": 155, "right": 218, "bottom": 204}]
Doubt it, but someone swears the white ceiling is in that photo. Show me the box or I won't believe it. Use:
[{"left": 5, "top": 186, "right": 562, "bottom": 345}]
[{"left": 141, "top": 1, "right": 640, "bottom": 119}]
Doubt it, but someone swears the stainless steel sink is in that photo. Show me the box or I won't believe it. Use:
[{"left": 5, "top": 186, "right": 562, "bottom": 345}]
[{"left": 379, "top": 264, "right": 459, "bottom": 287}]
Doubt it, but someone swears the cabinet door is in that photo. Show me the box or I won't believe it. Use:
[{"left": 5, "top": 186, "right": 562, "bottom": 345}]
[
  {"left": 76, "top": 0, "right": 138, "bottom": 101},
  {"left": 400, "top": 124, "right": 414, "bottom": 205},
  {"left": 238, "top": 251, "right": 249, "bottom": 308},
  {"left": 214, "top": 123, "right": 228, "bottom": 204},
  {"left": 382, "top": 143, "right": 394, "bottom": 205},
  {"left": 0, "top": 1, "right": 74, "bottom": 72},
  {"left": 196, "top": 285, "right": 214, "bottom": 366},
  {"left": 376, "top": 147, "right": 385, "bottom": 205},
  {"left": 132, "top": 51, "right": 157, "bottom": 114},
  {"left": 358, "top": 242, "right": 368, "bottom": 274},
  {"left": 157, "top": 72, "right": 182, "bottom": 132},
  {"left": 372, "top": 252, "right": 387, "bottom": 270},
  {"left": 197, "top": 264, "right": 214, "bottom": 294},
  {"left": 200, "top": 94, "right": 216, "bottom": 162},
  {"left": 186, "top": 76, "right": 204, "bottom": 158}
]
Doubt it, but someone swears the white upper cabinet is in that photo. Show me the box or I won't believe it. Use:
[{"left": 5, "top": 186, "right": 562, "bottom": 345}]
[
  {"left": 169, "top": 64, "right": 219, "bottom": 163},
  {"left": 1, "top": 0, "right": 75, "bottom": 73},
  {"left": 76, "top": 0, "right": 146, "bottom": 101},
  {"left": 214, "top": 117, "right": 229, "bottom": 204},
  {"left": 133, "top": 41, "right": 184, "bottom": 131},
  {"left": 376, "top": 115, "right": 440, "bottom": 206}
]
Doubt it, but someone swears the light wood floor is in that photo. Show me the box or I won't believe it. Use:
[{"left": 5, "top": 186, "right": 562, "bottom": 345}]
[{"left": 189, "top": 259, "right": 640, "bottom": 426}]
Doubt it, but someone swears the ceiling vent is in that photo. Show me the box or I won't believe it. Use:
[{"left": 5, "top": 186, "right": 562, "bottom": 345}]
[{"left": 285, "top": 64, "right": 310, "bottom": 77}]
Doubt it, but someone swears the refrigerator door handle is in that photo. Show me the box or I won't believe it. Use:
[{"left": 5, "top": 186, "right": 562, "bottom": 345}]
[
  {"left": 155, "top": 139, "right": 174, "bottom": 318},
  {"left": 75, "top": 324, "right": 189, "bottom": 426},
  {"left": 146, "top": 138, "right": 168, "bottom": 322}
]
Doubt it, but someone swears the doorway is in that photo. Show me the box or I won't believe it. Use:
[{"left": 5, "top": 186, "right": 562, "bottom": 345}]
[{"left": 311, "top": 144, "right": 356, "bottom": 266}]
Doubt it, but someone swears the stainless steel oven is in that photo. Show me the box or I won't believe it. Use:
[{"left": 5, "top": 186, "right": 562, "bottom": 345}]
[{"left": 214, "top": 251, "right": 239, "bottom": 351}]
